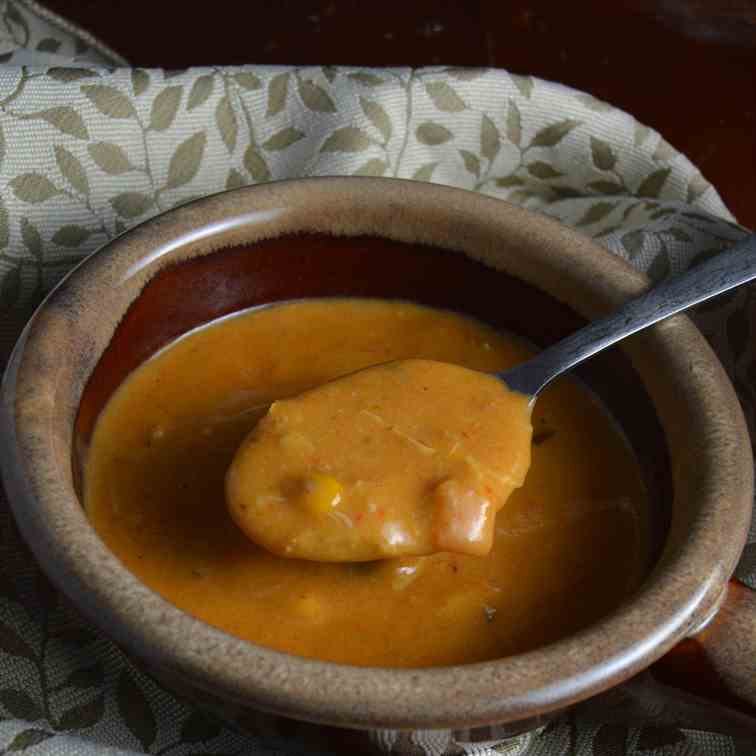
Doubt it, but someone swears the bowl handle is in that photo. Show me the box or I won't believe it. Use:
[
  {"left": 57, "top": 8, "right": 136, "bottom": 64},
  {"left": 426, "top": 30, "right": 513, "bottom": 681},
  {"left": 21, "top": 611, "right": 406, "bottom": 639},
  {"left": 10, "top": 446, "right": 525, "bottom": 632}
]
[{"left": 651, "top": 579, "right": 756, "bottom": 716}]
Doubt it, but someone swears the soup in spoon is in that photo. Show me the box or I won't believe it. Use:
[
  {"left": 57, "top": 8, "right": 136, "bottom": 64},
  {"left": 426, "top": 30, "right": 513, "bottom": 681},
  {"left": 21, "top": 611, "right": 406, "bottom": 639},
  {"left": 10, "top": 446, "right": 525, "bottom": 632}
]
[{"left": 227, "top": 359, "right": 532, "bottom": 561}]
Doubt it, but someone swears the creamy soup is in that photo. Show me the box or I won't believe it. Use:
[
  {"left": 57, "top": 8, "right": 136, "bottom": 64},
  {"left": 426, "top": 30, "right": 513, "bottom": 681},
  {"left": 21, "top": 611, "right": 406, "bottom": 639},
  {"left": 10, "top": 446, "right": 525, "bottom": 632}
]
[
  {"left": 228, "top": 359, "right": 533, "bottom": 561},
  {"left": 85, "top": 298, "right": 649, "bottom": 668}
]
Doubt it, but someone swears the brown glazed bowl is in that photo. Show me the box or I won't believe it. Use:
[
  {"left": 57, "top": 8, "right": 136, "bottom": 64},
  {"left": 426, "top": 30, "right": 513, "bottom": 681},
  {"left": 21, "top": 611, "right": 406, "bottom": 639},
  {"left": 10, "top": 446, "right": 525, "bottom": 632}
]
[{"left": 2, "top": 178, "right": 755, "bottom": 747}]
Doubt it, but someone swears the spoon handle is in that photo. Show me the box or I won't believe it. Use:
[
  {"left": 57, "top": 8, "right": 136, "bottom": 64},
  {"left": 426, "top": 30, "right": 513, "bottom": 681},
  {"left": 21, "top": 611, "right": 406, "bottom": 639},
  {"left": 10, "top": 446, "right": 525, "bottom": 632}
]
[{"left": 500, "top": 232, "right": 756, "bottom": 397}]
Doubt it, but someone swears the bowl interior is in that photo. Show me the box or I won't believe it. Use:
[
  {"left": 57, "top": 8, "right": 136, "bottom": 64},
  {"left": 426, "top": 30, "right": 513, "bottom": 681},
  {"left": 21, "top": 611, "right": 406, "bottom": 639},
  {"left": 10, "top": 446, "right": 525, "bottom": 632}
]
[{"left": 74, "top": 232, "right": 672, "bottom": 571}]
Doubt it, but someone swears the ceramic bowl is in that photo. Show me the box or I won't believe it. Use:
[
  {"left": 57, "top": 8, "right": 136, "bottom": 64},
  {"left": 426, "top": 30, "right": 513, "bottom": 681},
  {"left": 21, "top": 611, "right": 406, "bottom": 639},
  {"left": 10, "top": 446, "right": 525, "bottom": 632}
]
[{"left": 1, "top": 178, "right": 754, "bottom": 747}]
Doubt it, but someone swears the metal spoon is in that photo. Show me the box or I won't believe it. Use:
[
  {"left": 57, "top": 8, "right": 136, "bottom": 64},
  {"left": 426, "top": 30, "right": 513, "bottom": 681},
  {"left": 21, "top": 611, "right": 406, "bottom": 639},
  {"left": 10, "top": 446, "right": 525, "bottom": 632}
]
[
  {"left": 500, "top": 232, "right": 756, "bottom": 400},
  {"left": 230, "top": 232, "right": 756, "bottom": 563}
]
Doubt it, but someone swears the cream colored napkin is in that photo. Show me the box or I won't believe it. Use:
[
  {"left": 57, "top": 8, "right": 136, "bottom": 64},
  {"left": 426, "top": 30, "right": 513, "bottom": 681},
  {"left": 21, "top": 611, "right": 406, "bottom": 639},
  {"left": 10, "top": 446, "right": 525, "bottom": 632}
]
[{"left": 0, "top": 2, "right": 754, "bottom": 755}]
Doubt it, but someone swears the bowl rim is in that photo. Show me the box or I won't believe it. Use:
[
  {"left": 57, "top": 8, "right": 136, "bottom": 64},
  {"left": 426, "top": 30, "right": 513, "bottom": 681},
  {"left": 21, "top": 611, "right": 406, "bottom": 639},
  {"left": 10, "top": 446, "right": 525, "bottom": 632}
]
[{"left": 1, "top": 176, "right": 752, "bottom": 730}]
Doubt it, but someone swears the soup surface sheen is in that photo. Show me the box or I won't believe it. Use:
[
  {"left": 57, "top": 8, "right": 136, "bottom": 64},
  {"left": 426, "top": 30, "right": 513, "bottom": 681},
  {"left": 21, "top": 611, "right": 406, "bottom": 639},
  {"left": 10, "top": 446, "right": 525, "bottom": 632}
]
[{"left": 85, "top": 298, "right": 649, "bottom": 668}]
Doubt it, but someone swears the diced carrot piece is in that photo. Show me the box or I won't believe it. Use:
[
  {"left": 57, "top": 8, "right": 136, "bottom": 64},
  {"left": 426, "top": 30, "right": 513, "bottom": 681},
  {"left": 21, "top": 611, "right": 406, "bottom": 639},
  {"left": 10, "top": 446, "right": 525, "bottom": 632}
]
[{"left": 432, "top": 478, "right": 494, "bottom": 556}]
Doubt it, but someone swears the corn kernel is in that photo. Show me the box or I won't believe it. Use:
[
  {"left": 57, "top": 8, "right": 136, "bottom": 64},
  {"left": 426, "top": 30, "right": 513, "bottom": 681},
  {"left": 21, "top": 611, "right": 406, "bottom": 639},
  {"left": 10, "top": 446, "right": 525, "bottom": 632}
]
[{"left": 300, "top": 473, "right": 344, "bottom": 516}]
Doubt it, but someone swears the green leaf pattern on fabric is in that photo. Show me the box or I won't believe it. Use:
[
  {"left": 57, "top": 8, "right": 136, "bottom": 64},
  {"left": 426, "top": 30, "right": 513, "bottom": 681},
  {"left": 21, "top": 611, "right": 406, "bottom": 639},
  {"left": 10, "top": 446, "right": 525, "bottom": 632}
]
[
  {"left": 297, "top": 77, "right": 337, "bottom": 113},
  {"left": 9, "top": 173, "right": 58, "bottom": 203},
  {"left": 148, "top": 86, "right": 182, "bottom": 131},
  {"left": 0, "top": 62, "right": 752, "bottom": 756},
  {"left": 0, "top": 2, "right": 123, "bottom": 66},
  {"left": 266, "top": 71, "right": 290, "bottom": 117},
  {"left": 53, "top": 145, "right": 89, "bottom": 195},
  {"left": 82, "top": 84, "right": 137, "bottom": 119},
  {"left": 131, "top": 69, "right": 150, "bottom": 97},
  {"left": 187, "top": 73, "right": 214, "bottom": 111},
  {"left": 88, "top": 142, "right": 133, "bottom": 175},
  {"left": 215, "top": 95, "right": 238, "bottom": 153},
  {"left": 33, "top": 106, "right": 88, "bottom": 139}
]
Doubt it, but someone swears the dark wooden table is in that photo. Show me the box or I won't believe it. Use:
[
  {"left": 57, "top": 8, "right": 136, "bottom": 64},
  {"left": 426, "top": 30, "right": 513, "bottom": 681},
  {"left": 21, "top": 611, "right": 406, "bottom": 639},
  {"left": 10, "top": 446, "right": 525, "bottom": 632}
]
[{"left": 45, "top": 0, "right": 756, "bottom": 227}]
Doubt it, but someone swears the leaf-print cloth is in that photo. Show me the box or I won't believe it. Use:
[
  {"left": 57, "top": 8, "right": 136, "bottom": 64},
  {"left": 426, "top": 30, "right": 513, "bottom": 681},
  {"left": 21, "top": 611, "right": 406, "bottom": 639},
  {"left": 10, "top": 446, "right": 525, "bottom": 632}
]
[{"left": 0, "top": 3, "right": 755, "bottom": 755}]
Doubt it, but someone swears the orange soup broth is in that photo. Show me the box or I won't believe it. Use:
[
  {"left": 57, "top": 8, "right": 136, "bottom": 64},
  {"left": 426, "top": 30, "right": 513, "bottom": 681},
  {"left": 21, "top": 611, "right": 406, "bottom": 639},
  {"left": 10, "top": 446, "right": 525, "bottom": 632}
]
[{"left": 84, "top": 299, "right": 650, "bottom": 668}]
